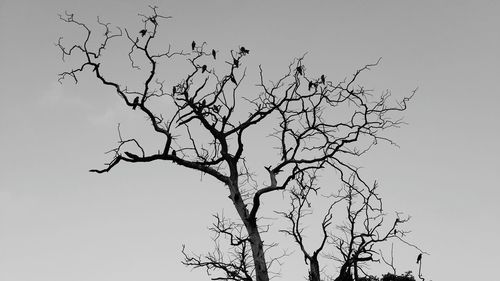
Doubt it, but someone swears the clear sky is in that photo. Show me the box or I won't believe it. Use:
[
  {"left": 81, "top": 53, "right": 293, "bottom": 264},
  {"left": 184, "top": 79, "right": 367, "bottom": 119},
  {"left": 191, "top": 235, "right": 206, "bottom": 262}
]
[{"left": 1, "top": 0, "right": 499, "bottom": 280}]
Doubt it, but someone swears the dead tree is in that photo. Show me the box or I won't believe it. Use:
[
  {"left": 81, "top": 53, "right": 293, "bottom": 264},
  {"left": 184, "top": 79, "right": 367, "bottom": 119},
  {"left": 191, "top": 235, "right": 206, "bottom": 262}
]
[
  {"left": 278, "top": 170, "right": 417, "bottom": 281},
  {"left": 327, "top": 174, "right": 426, "bottom": 281},
  {"left": 330, "top": 179, "right": 407, "bottom": 281},
  {"left": 58, "top": 6, "right": 414, "bottom": 281},
  {"left": 277, "top": 169, "right": 340, "bottom": 281}
]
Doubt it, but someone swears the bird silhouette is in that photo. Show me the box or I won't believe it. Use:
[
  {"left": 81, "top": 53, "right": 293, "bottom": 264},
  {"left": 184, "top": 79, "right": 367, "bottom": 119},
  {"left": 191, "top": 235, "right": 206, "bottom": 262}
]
[
  {"left": 139, "top": 29, "right": 147, "bottom": 37},
  {"left": 212, "top": 49, "right": 216, "bottom": 60},
  {"left": 416, "top": 253, "right": 422, "bottom": 264},
  {"left": 308, "top": 81, "right": 314, "bottom": 91},
  {"left": 201, "top": 65, "right": 207, "bottom": 73},
  {"left": 296, "top": 66, "right": 303, "bottom": 76},
  {"left": 191, "top": 40, "right": 196, "bottom": 51},
  {"left": 321, "top": 74, "right": 325, "bottom": 84},
  {"left": 172, "top": 86, "right": 176, "bottom": 94},
  {"left": 240, "top": 46, "right": 249, "bottom": 55},
  {"left": 132, "top": 96, "right": 139, "bottom": 110},
  {"left": 124, "top": 151, "right": 139, "bottom": 159}
]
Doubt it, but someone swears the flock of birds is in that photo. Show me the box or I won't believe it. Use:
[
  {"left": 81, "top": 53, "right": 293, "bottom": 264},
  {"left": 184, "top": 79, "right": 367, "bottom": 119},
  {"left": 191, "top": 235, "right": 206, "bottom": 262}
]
[
  {"left": 131, "top": 36, "right": 330, "bottom": 111},
  {"left": 190, "top": 40, "right": 249, "bottom": 85},
  {"left": 138, "top": 27, "right": 326, "bottom": 90},
  {"left": 296, "top": 65, "right": 327, "bottom": 91},
  {"left": 134, "top": 16, "right": 327, "bottom": 111}
]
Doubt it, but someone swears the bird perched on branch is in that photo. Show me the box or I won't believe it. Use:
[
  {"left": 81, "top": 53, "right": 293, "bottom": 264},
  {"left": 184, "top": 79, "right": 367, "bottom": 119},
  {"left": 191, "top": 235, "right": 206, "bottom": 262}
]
[
  {"left": 139, "top": 29, "right": 147, "bottom": 37},
  {"left": 296, "top": 66, "right": 303, "bottom": 76},
  {"left": 212, "top": 49, "right": 217, "bottom": 60},
  {"left": 201, "top": 65, "right": 207, "bottom": 73},
  {"left": 308, "top": 81, "right": 314, "bottom": 91},
  {"left": 416, "top": 253, "right": 422, "bottom": 264},
  {"left": 191, "top": 40, "right": 196, "bottom": 51},
  {"left": 230, "top": 74, "right": 237, "bottom": 84},
  {"left": 124, "top": 151, "right": 139, "bottom": 160},
  {"left": 240, "top": 46, "right": 249, "bottom": 55},
  {"left": 132, "top": 96, "right": 139, "bottom": 110},
  {"left": 320, "top": 74, "right": 325, "bottom": 84}
]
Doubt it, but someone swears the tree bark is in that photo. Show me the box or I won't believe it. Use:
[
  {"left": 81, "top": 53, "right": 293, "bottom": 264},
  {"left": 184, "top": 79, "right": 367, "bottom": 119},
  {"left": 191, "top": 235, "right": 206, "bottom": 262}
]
[
  {"left": 247, "top": 222, "right": 269, "bottom": 281},
  {"left": 308, "top": 258, "right": 321, "bottom": 281},
  {"left": 335, "top": 262, "right": 353, "bottom": 281},
  {"left": 353, "top": 261, "right": 359, "bottom": 280},
  {"left": 229, "top": 182, "right": 270, "bottom": 281}
]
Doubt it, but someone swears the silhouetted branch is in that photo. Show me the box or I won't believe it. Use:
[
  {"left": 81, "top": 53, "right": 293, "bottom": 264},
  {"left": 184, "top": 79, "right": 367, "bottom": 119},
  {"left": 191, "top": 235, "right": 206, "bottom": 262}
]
[{"left": 379, "top": 244, "right": 397, "bottom": 275}]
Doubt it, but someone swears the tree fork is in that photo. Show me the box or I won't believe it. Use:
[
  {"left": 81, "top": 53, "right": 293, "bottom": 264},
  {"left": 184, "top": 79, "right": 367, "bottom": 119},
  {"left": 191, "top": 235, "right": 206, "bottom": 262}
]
[{"left": 229, "top": 181, "right": 270, "bottom": 281}]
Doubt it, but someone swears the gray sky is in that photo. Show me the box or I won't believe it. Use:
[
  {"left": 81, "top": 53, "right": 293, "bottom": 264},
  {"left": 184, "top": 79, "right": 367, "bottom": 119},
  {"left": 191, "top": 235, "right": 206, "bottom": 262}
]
[{"left": 1, "top": 0, "right": 499, "bottom": 280}]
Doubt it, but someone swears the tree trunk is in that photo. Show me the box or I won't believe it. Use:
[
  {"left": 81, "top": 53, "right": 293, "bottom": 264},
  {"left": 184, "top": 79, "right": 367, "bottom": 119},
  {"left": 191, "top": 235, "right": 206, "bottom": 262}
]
[
  {"left": 353, "top": 261, "right": 358, "bottom": 280},
  {"left": 247, "top": 223, "right": 270, "bottom": 281},
  {"left": 229, "top": 182, "right": 270, "bottom": 281},
  {"left": 334, "top": 262, "right": 353, "bottom": 281},
  {"left": 308, "top": 258, "right": 321, "bottom": 281}
]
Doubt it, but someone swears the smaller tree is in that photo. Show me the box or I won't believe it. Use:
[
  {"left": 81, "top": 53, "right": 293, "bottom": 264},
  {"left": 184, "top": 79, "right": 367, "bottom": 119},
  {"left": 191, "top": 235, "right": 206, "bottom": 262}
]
[
  {"left": 277, "top": 169, "right": 334, "bottom": 281},
  {"left": 278, "top": 171, "right": 421, "bottom": 281},
  {"left": 330, "top": 179, "right": 408, "bottom": 281}
]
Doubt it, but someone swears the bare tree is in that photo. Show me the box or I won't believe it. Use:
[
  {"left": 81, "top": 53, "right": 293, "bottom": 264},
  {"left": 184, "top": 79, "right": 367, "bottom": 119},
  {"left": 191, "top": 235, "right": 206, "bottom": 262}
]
[
  {"left": 58, "top": 6, "right": 416, "bottom": 281},
  {"left": 276, "top": 169, "right": 336, "bottom": 281},
  {"left": 277, "top": 169, "right": 421, "bottom": 281},
  {"left": 330, "top": 180, "right": 408, "bottom": 281}
]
